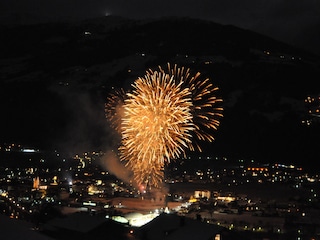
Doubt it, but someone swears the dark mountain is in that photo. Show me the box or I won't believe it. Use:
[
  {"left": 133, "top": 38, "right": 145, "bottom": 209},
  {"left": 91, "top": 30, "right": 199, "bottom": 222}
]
[{"left": 1, "top": 16, "right": 320, "bottom": 171}]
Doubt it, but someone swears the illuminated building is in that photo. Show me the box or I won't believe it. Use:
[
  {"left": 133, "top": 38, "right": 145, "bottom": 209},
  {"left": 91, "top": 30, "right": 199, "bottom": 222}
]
[
  {"left": 33, "top": 176, "right": 40, "bottom": 190},
  {"left": 194, "top": 190, "right": 211, "bottom": 199}
]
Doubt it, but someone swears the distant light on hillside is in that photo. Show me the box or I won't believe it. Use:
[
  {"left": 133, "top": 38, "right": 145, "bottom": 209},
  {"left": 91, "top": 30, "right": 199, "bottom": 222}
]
[{"left": 21, "top": 149, "right": 36, "bottom": 153}]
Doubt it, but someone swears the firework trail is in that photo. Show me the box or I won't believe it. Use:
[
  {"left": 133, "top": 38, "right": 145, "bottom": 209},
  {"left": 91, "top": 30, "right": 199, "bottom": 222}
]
[{"left": 105, "top": 63, "right": 223, "bottom": 188}]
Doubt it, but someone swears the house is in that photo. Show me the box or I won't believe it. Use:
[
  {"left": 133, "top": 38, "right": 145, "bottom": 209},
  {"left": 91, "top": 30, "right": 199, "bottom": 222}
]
[
  {"left": 0, "top": 214, "right": 54, "bottom": 240},
  {"left": 42, "top": 211, "right": 130, "bottom": 240},
  {"left": 136, "top": 213, "right": 250, "bottom": 240}
]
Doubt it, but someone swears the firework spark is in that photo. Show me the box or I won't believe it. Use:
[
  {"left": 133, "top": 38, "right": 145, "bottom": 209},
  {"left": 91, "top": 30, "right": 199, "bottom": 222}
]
[
  {"left": 105, "top": 88, "right": 127, "bottom": 134},
  {"left": 105, "top": 63, "right": 223, "bottom": 188},
  {"left": 121, "top": 70, "right": 195, "bottom": 165},
  {"left": 127, "top": 156, "right": 165, "bottom": 188},
  {"left": 159, "top": 63, "right": 223, "bottom": 151}
]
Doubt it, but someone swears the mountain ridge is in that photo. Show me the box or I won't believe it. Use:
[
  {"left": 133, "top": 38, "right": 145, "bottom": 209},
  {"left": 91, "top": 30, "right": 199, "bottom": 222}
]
[{"left": 1, "top": 16, "right": 320, "bottom": 170}]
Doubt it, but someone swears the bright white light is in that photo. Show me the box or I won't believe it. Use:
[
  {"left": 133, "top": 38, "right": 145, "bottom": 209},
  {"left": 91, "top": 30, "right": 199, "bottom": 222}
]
[
  {"left": 83, "top": 201, "right": 96, "bottom": 207},
  {"left": 22, "top": 149, "right": 36, "bottom": 153},
  {"left": 126, "top": 213, "right": 159, "bottom": 227},
  {"left": 112, "top": 216, "right": 128, "bottom": 224}
]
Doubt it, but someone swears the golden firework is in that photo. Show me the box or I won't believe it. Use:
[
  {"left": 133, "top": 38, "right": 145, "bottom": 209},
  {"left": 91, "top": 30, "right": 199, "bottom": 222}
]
[
  {"left": 105, "top": 88, "right": 127, "bottom": 134},
  {"left": 105, "top": 63, "right": 223, "bottom": 188},
  {"left": 159, "top": 63, "right": 223, "bottom": 151},
  {"left": 121, "top": 70, "right": 195, "bottom": 165},
  {"left": 127, "top": 155, "right": 165, "bottom": 188}
]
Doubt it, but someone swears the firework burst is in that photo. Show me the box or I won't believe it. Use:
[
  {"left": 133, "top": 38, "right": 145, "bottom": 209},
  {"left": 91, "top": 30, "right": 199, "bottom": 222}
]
[
  {"left": 159, "top": 63, "right": 223, "bottom": 151},
  {"left": 105, "top": 88, "right": 127, "bottom": 134},
  {"left": 105, "top": 63, "right": 223, "bottom": 188},
  {"left": 121, "top": 70, "right": 195, "bottom": 165},
  {"left": 127, "top": 156, "right": 164, "bottom": 188}
]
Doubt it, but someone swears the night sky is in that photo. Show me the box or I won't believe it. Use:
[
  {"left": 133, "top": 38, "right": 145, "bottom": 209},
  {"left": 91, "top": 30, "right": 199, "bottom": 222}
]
[
  {"left": 1, "top": 0, "right": 320, "bottom": 55},
  {"left": 1, "top": 1, "right": 320, "bottom": 171}
]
